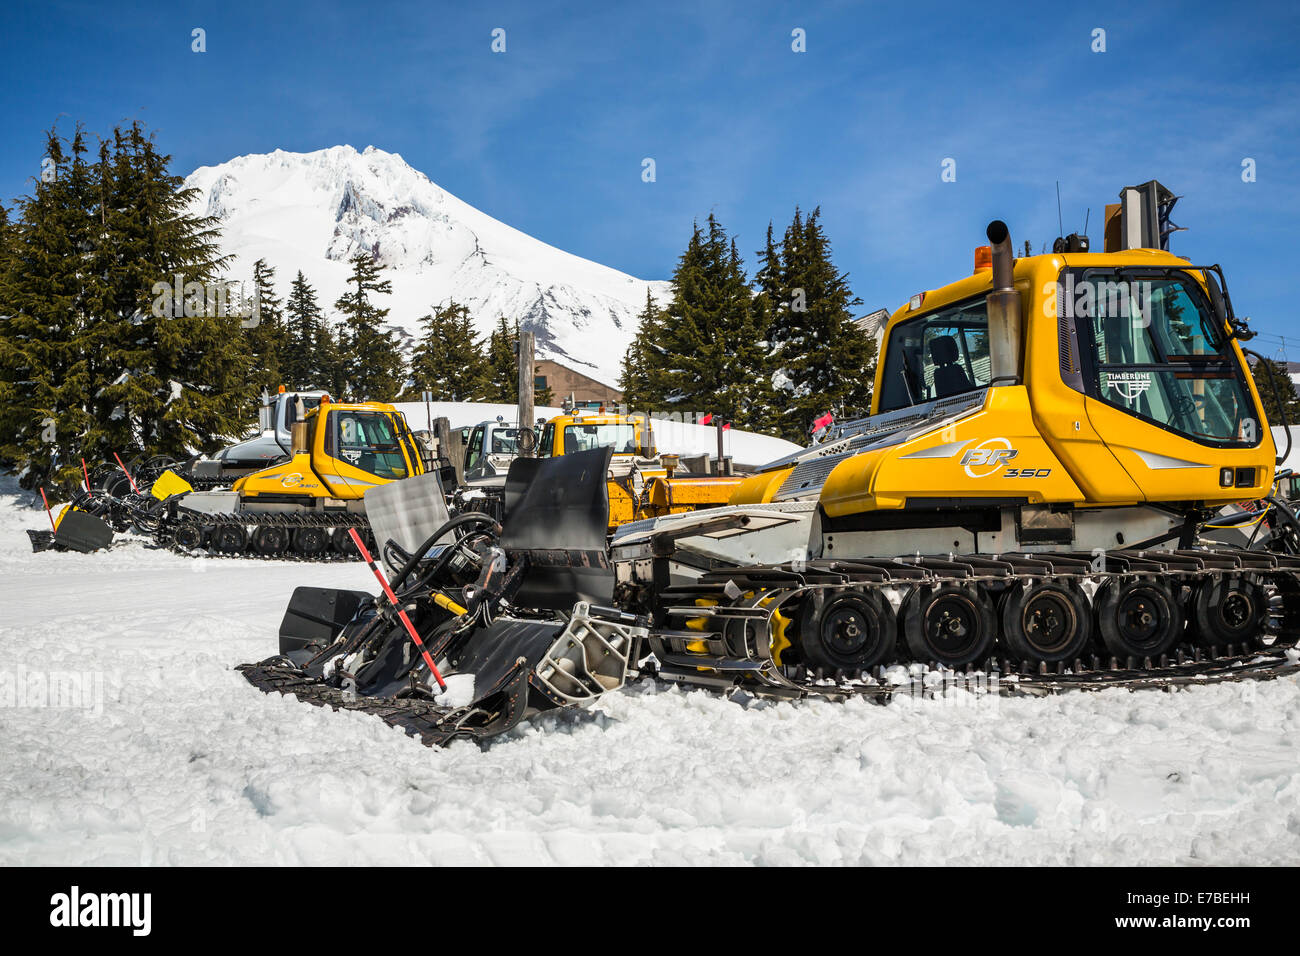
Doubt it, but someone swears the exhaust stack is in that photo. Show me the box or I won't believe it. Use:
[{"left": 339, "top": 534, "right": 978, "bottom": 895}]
[{"left": 985, "top": 220, "right": 1023, "bottom": 385}]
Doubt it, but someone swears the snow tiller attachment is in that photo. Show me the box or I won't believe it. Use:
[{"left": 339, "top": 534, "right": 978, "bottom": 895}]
[
  {"left": 238, "top": 448, "right": 648, "bottom": 746},
  {"left": 26, "top": 480, "right": 176, "bottom": 554}
]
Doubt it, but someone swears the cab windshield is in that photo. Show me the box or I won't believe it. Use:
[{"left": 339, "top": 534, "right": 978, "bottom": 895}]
[
  {"left": 539, "top": 422, "right": 638, "bottom": 456},
  {"left": 489, "top": 427, "right": 526, "bottom": 454},
  {"left": 325, "top": 410, "right": 410, "bottom": 479},
  {"left": 1068, "top": 269, "right": 1256, "bottom": 445}
]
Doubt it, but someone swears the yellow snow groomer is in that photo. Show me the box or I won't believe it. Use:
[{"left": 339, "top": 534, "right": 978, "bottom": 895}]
[{"left": 159, "top": 399, "right": 433, "bottom": 558}]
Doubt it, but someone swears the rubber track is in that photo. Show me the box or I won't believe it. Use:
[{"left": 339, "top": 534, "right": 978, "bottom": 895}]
[
  {"left": 158, "top": 510, "right": 373, "bottom": 562},
  {"left": 237, "top": 659, "right": 531, "bottom": 747},
  {"left": 770, "top": 644, "right": 1300, "bottom": 703},
  {"left": 648, "top": 547, "right": 1300, "bottom": 699}
]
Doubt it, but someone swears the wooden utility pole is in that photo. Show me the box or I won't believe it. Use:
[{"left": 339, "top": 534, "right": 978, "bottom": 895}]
[{"left": 517, "top": 330, "right": 535, "bottom": 455}]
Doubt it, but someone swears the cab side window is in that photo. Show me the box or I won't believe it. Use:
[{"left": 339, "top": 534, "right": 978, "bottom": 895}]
[{"left": 878, "top": 298, "right": 990, "bottom": 412}]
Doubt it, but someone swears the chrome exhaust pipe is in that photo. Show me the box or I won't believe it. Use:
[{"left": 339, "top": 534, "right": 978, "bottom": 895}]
[{"left": 985, "top": 220, "right": 1023, "bottom": 385}]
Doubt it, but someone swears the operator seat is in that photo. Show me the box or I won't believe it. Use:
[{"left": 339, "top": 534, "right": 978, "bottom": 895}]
[{"left": 929, "top": 335, "right": 973, "bottom": 398}]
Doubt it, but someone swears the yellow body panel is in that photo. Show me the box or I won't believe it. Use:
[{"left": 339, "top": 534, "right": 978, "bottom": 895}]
[
  {"left": 150, "top": 469, "right": 194, "bottom": 501},
  {"left": 820, "top": 386, "right": 1086, "bottom": 517},
  {"left": 236, "top": 452, "right": 335, "bottom": 500},
  {"left": 729, "top": 467, "right": 793, "bottom": 505},
  {"left": 605, "top": 470, "right": 744, "bottom": 531},
  {"left": 642, "top": 474, "right": 744, "bottom": 516}
]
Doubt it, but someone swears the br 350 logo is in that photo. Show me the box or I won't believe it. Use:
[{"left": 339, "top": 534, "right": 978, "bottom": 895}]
[{"left": 959, "top": 438, "right": 1051, "bottom": 479}]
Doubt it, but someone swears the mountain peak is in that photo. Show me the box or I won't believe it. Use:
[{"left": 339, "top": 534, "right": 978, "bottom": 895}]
[{"left": 184, "top": 147, "right": 668, "bottom": 387}]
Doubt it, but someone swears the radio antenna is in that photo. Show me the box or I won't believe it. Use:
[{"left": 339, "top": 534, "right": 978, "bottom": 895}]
[{"left": 1056, "top": 182, "right": 1064, "bottom": 237}]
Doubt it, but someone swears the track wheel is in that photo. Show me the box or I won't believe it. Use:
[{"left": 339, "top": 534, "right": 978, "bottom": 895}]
[
  {"left": 331, "top": 527, "right": 360, "bottom": 555},
  {"left": 252, "top": 525, "right": 289, "bottom": 556},
  {"left": 172, "top": 522, "right": 207, "bottom": 551},
  {"left": 211, "top": 524, "right": 248, "bottom": 554},
  {"left": 902, "top": 584, "right": 996, "bottom": 666},
  {"left": 1094, "top": 578, "right": 1181, "bottom": 659},
  {"left": 1186, "top": 576, "right": 1267, "bottom": 649},
  {"left": 999, "top": 581, "right": 1091, "bottom": 663},
  {"left": 292, "top": 526, "right": 329, "bottom": 558},
  {"left": 796, "top": 590, "right": 896, "bottom": 670}
]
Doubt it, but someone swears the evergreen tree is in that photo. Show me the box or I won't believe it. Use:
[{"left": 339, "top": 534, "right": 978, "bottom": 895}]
[
  {"left": 766, "top": 206, "right": 876, "bottom": 442},
  {"left": 0, "top": 121, "right": 253, "bottom": 492},
  {"left": 95, "top": 122, "right": 251, "bottom": 465},
  {"left": 244, "top": 258, "right": 283, "bottom": 395},
  {"left": 0, "top": 126, "right": 97, "bottom": 491},
  {"left": 317, "top": 320, "right": 351, "bottom": 401},
  {"left": 483, "top": 317, "right": 520, "bottom": 403},
  {"left": 635, "top": 215, "right": 775, "bottom": 430},
  {"left": 1250, "top": 357, "right": 1300, "bottom": 426},
  {"left": 402, "top": 301, "right": 488, "bottom": 401},
  {"left": 333, "top": 252, "right": 404, "bottom": 400},
  {"left": 619, "top": 288, "right": 662, "bottom": 410},
  {"left": 282, "top": 270, "right": 323, "bottom": 389}
]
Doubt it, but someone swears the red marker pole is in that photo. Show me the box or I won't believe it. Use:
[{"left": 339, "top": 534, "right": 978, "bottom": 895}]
[
  {"left": 81, "top": 458, "right": 92, "bottom": 497},
  {"left": 112, "top": 452, "right": 140, "bottom": 495},
  {"left": 346, "top": 527, "right": 447, "bottom": 691},
  {"left": 39, "top": 487, "right": 56, "bottom": 531}
]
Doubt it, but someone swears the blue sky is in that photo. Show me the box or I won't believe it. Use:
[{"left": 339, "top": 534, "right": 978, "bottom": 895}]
[{"left": 3, "top": 0, "right": 1299, "bottom": 353}]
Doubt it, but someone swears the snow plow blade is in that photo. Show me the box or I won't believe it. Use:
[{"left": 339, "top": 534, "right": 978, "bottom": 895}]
[
  {"left": 238, "top": 447, "right": 648, "bottom": 746},
  {"left": 27, "top": 508, "right": 115, "bottom": 553}
]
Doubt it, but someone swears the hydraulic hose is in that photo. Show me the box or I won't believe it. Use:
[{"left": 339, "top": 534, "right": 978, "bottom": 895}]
[{"left": 388, "top": 511, "right": 503, "bottom": 593}]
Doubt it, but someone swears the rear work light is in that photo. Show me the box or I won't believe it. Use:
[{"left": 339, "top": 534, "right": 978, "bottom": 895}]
[{"left": 908, "top": 292, "right": 926, "bottom": 311}]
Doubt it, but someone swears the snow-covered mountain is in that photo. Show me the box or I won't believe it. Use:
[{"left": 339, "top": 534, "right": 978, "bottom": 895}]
[{"left": 184, "top": 145, "right": 670, "bottom": 387}]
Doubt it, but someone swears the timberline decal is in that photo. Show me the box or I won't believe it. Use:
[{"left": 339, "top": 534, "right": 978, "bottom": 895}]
[{"left": 1104, "top": 370, "right": 1153, "bottom": 401}]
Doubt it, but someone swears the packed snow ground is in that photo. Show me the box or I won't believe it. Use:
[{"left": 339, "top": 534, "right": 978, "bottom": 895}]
[{"left": 2, "top": 483, "right": 1299, "bottom": 865}]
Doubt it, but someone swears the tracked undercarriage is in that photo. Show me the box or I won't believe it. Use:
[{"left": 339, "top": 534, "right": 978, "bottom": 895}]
[
  {"left": 156, "top": 508, "right": 374, "bottom": 560},
  {"left": 629, "top": 550, "right": 1300, "bottom": 695}
]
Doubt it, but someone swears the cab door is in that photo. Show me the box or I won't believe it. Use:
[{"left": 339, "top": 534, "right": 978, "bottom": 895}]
[
  {"left": 316, "top": 409, "right": 416, "bottom": 499},
  {"left": 1064, "top": 268, "right": 1271, "bottom": 504},
  {"left": 464, "top": 425, "right": 486, "bottom": 478}
]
